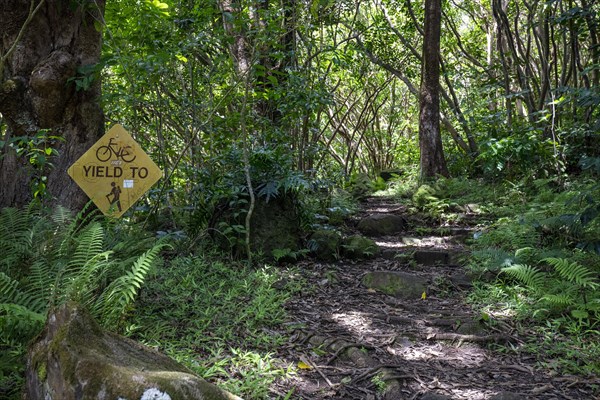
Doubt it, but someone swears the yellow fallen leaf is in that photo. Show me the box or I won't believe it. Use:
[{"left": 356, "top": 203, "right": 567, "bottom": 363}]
[
  {"left": 297, "top": 361, "right": 312, "bottom": 370},
  {"left": 421, "top": 291, "right": 427, "bottom": 300}
]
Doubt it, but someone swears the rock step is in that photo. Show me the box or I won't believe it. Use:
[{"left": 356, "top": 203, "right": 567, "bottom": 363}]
[{"left": 357, "top": 213, "right": 406, "bottom": 236}]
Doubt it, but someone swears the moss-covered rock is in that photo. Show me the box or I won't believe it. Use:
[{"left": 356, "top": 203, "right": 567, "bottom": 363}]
[
  {"left": 357, "top": 213, "right": 406, "bottom": 236},
  {"left": 26, "top": 302, "right": 241, "bottom": 400},
  {"left": 341, "top": 235, "right": 380, "bottom": 259},
  {"left": 362, "top": 271, "right": 427, "bottom": 299},
  {"left": 250, "top": 195, "right": 303, "bottom": 256},
  {"left": 348, "top": 173, "right": 372, "bottom": 199},
  {"left": 210, "top": 194, "right": 303, "bottom": 259},
  {"left": 308, "top": 229, "right": 342, "bottom": 262}
]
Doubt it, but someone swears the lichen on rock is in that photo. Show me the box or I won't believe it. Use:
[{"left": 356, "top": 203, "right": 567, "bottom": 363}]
[
  {"left": 341, "top": 235, "right": 380, "bottom": 259},
  {"left": 25, "top": 302, "right": 242, "bottom": 400}
]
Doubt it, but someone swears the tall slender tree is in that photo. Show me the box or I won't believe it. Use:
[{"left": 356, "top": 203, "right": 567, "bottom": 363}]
[{"left": 418, "top": 0, "right": 449, "bottom": 179}]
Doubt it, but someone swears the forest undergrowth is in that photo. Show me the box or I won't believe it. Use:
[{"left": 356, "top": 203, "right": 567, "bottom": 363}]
[
  {"left": 394, "top": 174, "right": 600, "bottom": 379},
  {"left": 1, "top": 171, "right": 599, "bottom": 399}
]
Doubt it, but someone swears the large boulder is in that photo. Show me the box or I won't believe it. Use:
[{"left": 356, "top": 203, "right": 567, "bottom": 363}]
[
  {"left": 357, "top": 213, "right": 406, "bottom": 236},
  {"left": 210, "top": 194, "right": 303, "bottom": 258},
  {"left": 26, "top": 303, "right": 241, "bottom": 400},
  {"left": 250, "top": 195, "right": 303, "bottom": 256}
]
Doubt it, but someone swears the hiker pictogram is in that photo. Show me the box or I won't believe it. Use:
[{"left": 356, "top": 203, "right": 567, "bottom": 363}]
[{"left": 106, "top": 182, "right": 122, "bottom": 213}]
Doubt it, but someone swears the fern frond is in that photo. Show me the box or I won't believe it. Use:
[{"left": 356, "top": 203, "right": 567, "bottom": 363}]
[
  {"left": 56, "top": 202, "right": 101, "bottom": 257},
  {"left": 0, "top": 272, "right": 46, "bottom": 314},
  {"left": 67, "top": 222, "right": 105, "bottom": 269},
  {"left": 541, "top": 293, "right": 576, "bottom": 308},
  {"left": 501, "top": 264, "right": 547, "bottom": 291},
  {"left": 94, "top": 242, "right": 169, "bottom": 327},
  {"left": 0, "top": 303, "right": 45, "bottom": 341},
  {"left": 24, "top": 260, "right": 55, "bottom": 310},
  {"left": 51, "top": 205, "right": 72, "bottom": 226},
  {"left": 0, "top": 207, "right": 31, "bottom": 238},
  {"left": 62, "top": 251, "right": 112, "bottom": 308},
  {"left": 0, "top": 273, "right": 23, "bottom": 305},
  {"left": 0, "top": 208, "right": 36, "bottom": 271},
  {"left": 543, "top": 257, "right": 599, "bottom": 289},
  {"left": 257, "top": 181, "right": 280, "bottom": 202}
]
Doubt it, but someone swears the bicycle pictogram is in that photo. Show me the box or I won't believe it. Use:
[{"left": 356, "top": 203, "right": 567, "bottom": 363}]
[{"left": 95, "top": 137, "right": 137, "bottom": 163}]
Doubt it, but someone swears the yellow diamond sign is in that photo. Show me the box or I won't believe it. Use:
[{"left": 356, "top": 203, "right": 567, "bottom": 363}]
[{"left": 68, "top": 124, "right": 162, "bottom": 217}]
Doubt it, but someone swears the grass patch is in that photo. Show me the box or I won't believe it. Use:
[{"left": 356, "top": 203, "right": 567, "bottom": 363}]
[{"left": 128, "top": 255, "right": 303, "bottom": 398}]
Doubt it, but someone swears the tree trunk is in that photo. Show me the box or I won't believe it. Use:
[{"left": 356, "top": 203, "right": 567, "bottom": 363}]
[
  {"left": 0, "top": 0, "right": 105, "bottom": 209},
  {"left": 419, "top": 0, "right": 449, "bottom": 179}
]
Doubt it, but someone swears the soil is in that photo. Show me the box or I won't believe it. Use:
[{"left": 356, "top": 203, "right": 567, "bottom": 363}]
[{"left": 271, "top": 196, "right": 599, "bottom": 400}]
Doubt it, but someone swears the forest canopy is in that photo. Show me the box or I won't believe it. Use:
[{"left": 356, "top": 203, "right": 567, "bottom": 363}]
[{"left": 1, "top": 0, "right": 600, "bottom": 208}]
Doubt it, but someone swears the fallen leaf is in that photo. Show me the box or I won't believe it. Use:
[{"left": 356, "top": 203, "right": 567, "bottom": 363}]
[{"left": 297, "top": 361, "right": 312, "bottom": 370}]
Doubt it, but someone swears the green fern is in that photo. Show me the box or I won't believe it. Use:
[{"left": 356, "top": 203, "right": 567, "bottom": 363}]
[
  {"left": 0, "top": 205, "right": 167, "bottom": 346},
  {"left": 0, "top": 303, "right": 45, "bottom": 341},
  {"left": 0, "top": 272, "right": 45, "bottom": 314},
  {"left": 501, "top": 264, "right": 547, "bottom": 292},
  {"left": 94, "top": 241, "right": 168, "bottom": 327},
  {"left": 541, "top": 293, "right": 576, "bottom": 308},
  {"left": 543, "top": 257, "right": 599, "bottom": 289},
  {"left": 25, "top": 260, "right": 56, "bottom": 310}
]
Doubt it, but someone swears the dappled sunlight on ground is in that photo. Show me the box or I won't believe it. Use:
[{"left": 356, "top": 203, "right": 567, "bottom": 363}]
[
  {"left": 331, "top": 311, "right": 376, "bottom": 337},
  {"left": 375, "top": 235, "right": 451, "bottom": 249},
  {"left": 274, "top": 196, "right": 593, "bottom": 399},
  {"left": 394, "top": 341, "right": 488, "bottom": 368}
]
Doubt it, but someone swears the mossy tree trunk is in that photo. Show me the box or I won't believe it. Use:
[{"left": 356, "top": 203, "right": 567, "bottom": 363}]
[{"left": 0, "top": 0, "right": 105, "bottom": 209}]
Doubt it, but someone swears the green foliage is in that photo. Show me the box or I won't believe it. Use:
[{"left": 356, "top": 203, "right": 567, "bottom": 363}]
[
  {"left": 3, "top": 130, "right": 64, "bottom": 200},
  {"left": 0, "top": 206, "right": 166, "bottom": 397},
  {"left": 129, "top": 256, "right": 302, "bottom": 398},
  {"left": 411, "top": 184, "right": 438, "bottom": 208},
  {"left": 316, "top": 188, "right": 358, "bottom": 226},
  {"left": 451, "top": 177, "right": 600, "bottom": 377},
  {"left": 476, "top": 130, "right": 557, "bottom": 180},
  {"left": 67, "top": 63, "right": 102, "bottom": 92},
  {"left": 475, "top": 220, "right": 540, "bottom": 252},
  {"left": 271, "top": 247, "right": 308, "bottom": 263},
  {"left": 544, "top": 257, "right": 599, "bottom": 290},
  {"left": 501, "top": 264, "right": 547, "bottom": 292},
  {"left": 410, "top": 183, "right": 458, "bottom": 221},
  {"left": 347, "top": 172, "right": 372, "bottom": 199},
  {"left": 384, "top": 166, "right": 419, "bottom": 198}
]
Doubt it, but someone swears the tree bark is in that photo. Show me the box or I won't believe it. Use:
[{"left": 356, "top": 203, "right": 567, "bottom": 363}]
[
  {"left": 419, "top": 0, "right": 449, "bottom": 179},
  {"left": 0, "top": 0, "right": 105, "bottom": 209}
]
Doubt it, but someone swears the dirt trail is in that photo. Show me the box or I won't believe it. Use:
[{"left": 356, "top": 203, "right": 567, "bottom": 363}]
[{"left": 272, "top": 196, "right": 596, "bottom": 400}]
